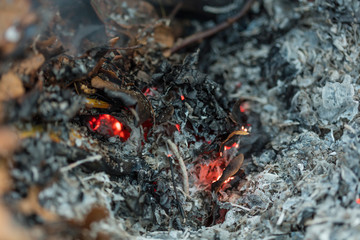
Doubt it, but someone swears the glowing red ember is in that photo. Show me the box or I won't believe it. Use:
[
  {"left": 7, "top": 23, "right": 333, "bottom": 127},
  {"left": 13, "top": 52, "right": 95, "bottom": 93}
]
[
  {"left": 240, "top": 105, "right": 245, "bottom": 113},
  {"left": 356, "top": 198, "right": 360, "bottom": 204},
  {"left": 143, "top": 87, "right": 157, "bottom": 97},
  {"left": 89, "top": 114, "right": 130, "bottom": 141},
  {"left": 175, "top": 124, "right": 181, "bottom": 132},
  {"left": 224, "top": 142, "right": 239, "bottom": 151},
  {"left": 181, "top": 95, "right": 185, "bottom": 101}
]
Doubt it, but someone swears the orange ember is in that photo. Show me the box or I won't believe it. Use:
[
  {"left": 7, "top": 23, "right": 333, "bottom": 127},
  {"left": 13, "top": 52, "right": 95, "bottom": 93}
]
[
  {"left": 175, "top": 124, "right": 181, "bottom": 132},
  {"left": 181, "top": 95, "right": 185, "bottom": 101},
  {"left": 89, "top": 114, "right": 130, "bottom": 141}
]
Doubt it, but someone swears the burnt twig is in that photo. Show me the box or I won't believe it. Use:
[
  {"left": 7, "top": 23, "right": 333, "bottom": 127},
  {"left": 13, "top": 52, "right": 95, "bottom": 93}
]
[
  {"left": 60, "top": 155, "right": 102, "bottom": 172},
  {"left": 168, "top": 154, "right": 185, "bottom": 220},
  {"left": 167, "top": 139, "right": 189, "bottom": 195},
  {"left": 168, "top": 0, "right": 256, "bottom": 55}
]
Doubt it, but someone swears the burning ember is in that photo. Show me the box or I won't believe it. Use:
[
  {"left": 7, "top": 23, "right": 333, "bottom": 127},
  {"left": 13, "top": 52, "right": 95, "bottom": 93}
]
[
  {"left": 224, "top": 142, "right": 239, "bottom": 151},
  {"left": 88, "top": 114, "right": 130, "bottom": 141},
  {"left": 194, "top": 156, "right": 238, "bottom": 192},
  {"left": 143, "top": 87, "right": 157, "bottom": 97},
  {"left": 212, "top": 175, "right": 235, "bottom": 184}
]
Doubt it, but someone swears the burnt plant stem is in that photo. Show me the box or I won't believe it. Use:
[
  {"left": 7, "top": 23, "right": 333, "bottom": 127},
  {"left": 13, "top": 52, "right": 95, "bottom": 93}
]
[{"left": 167, "top": 139, "right": 189, "bottom": 195}]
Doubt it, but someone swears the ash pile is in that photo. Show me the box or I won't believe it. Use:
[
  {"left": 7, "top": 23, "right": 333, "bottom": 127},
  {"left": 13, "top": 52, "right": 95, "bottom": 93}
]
[{"left": 1, "top": 0, "right": 360, "bottom": 239}]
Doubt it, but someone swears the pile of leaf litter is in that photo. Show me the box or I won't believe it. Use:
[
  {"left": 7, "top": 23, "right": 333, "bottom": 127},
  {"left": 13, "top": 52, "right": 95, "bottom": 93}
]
[{"left": 1, "top": 0, "right": 360, "bottom": 239}]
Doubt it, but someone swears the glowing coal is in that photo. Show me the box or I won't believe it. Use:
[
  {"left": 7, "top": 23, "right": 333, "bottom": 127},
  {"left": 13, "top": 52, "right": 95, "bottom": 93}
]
[
  {"left": 193, "top": 156, "right": 237, "bottom": 191},
  {"left": 88, "top": 114, "right": 130, "bottom": 141}
]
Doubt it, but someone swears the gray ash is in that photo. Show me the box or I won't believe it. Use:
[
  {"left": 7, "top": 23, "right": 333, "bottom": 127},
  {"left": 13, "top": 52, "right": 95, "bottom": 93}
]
[{"left": 2, "top": 0, "right": 360, "bottom": 239}]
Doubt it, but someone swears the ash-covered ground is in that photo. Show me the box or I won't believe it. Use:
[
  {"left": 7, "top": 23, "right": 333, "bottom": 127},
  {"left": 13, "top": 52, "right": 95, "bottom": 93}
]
[
  {"left": 190, "top": 1, "right": 360, "bottom": 239},
  {"left": 1, "top": 0, "right": 360, "bottom": 240}
]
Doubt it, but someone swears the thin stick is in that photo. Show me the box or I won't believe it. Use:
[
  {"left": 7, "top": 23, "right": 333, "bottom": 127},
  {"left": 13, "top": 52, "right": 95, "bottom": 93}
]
[
  {"left": 168, "top": 2, "right": 183, "bottom": 20},
  {"left": 60, "top": 155, "right": 102, "bottom": 172},
  {"left": 167, "top": 139, "right": 189, "bottom": 195},
  {"left": 169, "top": 0, "right": 256, "bottom": 55},
  {"left": 230, "top": 203, "right": 251, "bottom": 211},
  {"left": 113, "top": 44, "right": 144, "bottom": 51}
]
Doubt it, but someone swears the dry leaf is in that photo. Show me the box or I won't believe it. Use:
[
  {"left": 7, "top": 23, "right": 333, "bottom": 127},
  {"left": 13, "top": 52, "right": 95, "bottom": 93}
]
[
  {"left": 12, "top": 53, "right": 45, "bottom": 76},
  {"left": 68, "top": 205, "right": 109, "bottom": 229},
  {"left": 0, "top": 0, "right": 31, "bottom": 56},
  {"left": 0, "top": 72, "right": 25, "bottom": 101},
  {"left": 0, "top": 127, "right": 19, "bottom": 157},
  {"left": 0, "top": 162, "right": 12, "bottom": 195},
  {"left": 154, "top": 25, "right": 175, "bottom": 48},
  {"left": 91, "top": 0, "right": 158, "bottom": 29},
  {"left": 18, "top": 186, "right": 59, "bottom": 222},
  {"left": 0, "top": 203, "right": 31, "bottom": 240},
  {"left": 91, "top": 76, "right": 120, "bottom": 91},
  {"left": 82, "top": 205, "right": 109, "bottom": 229}
]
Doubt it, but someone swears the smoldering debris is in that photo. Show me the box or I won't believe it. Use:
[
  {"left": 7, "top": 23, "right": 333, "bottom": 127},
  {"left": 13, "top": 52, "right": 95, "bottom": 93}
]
[{"left": 1, "top": 0, "right": 360, "bottom": 239}]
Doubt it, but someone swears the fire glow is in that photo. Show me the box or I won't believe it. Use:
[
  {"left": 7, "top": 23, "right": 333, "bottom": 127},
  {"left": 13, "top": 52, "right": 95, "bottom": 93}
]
[
  {"left": 241, "top": 125, "right": 248, "bottom": 132},
  {"left": 212, "top": 175, "right": 235, "bottom": 184},
  {"left": 224, "top": 142, "right": 239, "bottom": 151},
  {"left": 143, "top": 87, "right": 157, "bottom": 97},
  {"left": 89, "top": 114, "right": 130, "bottom": 141},
  {"left": 193, "top": 157, "right": 237, "bottom": 191}
]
